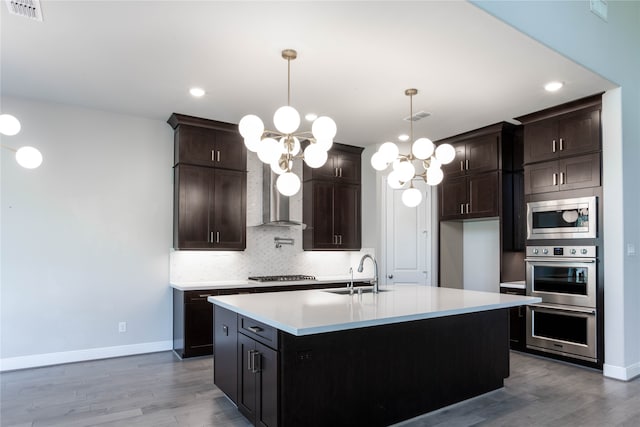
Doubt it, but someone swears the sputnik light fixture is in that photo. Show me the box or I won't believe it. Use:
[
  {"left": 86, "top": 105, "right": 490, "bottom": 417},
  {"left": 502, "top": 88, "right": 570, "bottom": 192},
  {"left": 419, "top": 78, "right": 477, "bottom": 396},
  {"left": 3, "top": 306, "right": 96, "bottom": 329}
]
[
  {"left": 238, "top": 49, "right": 337, "bottom": 196},
  {"left": 0, "top": 113, "right": 43, "bottom": 169},
  {"left": 370, "top": 89, "right": 455, "bottom": 207}
]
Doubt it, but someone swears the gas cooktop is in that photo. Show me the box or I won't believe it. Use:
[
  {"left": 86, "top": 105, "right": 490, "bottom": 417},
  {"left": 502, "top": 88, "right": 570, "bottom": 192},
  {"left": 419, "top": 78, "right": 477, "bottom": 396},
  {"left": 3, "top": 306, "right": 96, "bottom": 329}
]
[{"left": 248, "top": 275, "right": 317, "bottom": 282}]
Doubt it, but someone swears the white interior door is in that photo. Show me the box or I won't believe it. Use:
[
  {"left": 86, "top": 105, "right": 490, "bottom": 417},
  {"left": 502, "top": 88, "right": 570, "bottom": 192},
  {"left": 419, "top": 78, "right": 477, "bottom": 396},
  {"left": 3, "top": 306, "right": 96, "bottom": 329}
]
[{"left": 383, "top": 179, "right": 432, "bottom": 285}]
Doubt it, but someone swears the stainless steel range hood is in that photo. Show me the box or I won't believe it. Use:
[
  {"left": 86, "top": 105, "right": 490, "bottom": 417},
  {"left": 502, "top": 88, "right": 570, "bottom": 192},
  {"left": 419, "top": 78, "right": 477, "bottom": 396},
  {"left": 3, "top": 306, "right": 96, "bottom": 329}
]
[{"left": 261, "top": 164, "right": 306, "bottom": 229}]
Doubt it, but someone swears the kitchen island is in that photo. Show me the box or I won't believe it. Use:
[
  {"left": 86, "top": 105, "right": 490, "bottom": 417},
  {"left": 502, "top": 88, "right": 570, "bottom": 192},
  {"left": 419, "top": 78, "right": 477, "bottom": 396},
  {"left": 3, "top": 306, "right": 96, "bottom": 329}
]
[{"left": 208, "top": 285, "right": 540, "bottom": 427}]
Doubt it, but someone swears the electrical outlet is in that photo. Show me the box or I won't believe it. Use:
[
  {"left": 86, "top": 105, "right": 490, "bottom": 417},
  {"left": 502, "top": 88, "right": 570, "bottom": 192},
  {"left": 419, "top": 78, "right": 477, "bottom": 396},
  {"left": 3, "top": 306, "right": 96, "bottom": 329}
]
[{"left": 118, "top": 321, "right": 127, "bottom": 333}]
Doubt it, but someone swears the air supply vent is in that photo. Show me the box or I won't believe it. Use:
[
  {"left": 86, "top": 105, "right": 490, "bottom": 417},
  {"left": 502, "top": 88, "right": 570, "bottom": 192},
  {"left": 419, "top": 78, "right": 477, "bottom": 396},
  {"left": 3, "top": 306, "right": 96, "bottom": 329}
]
[
  {"left": 5, "top": 0, "right": 43, "bottom": 21},
  {"left": 404, "top": 111, "right": 431, "bottom": 122}
]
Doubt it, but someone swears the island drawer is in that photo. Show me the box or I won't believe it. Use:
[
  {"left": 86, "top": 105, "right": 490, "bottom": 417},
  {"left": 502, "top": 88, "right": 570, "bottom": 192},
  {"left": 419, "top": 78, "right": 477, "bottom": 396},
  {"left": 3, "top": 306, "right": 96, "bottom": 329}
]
[{"left": 238, "top": 315, "right": 278, "bottom": 349}]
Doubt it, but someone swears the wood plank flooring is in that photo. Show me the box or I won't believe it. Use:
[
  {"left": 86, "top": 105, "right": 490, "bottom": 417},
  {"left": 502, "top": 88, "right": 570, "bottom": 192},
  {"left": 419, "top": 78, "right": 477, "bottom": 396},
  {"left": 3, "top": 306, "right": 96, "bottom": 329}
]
[{"left": 1, "top": 350, "right": 639, "bottom": 426}]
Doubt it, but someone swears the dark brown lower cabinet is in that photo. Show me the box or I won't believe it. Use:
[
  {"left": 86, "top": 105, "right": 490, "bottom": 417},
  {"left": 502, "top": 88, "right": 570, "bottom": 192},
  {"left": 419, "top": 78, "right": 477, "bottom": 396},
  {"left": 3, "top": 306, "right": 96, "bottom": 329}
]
[
  {"left": 500, "top": 287, "right": 526, "bottom": 350},
  {"left": 237, "top": 333, "right": 278, "bottom": 427},
  {"left": 213, "top": 305, "right": 238, "bottom": 403},
  {"left": 173, "top": 289, "right": 214, "bottom": 358}
]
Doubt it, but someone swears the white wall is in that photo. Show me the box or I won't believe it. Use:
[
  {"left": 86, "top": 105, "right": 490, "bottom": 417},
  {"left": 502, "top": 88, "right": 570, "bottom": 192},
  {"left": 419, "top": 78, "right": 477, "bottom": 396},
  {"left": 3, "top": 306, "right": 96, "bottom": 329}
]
[
  {"left": 463, "top": 220, "right": 500, "bottom": 293},
  {"left": 474, "top": 0, "right": 640, "bottom": 380},
  {"left": 1, "top": 96, "right": 174, "bottom": 369}
]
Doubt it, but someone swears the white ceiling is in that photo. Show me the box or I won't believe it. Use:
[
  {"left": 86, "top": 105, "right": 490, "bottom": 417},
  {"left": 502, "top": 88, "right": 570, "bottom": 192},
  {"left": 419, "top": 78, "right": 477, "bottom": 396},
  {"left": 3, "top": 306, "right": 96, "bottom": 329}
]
[{"left": 1, "top": 1, "right": 615, "bottom": 146}]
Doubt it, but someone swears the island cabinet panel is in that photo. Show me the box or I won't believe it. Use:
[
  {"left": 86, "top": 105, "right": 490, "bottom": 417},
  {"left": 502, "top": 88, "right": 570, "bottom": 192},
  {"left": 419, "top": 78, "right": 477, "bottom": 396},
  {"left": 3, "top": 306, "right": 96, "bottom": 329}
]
[
  {"left": 277, "top": 309, "right": 509, "bottom": 427},
  {"left": 303, "top": 143, "right": 363, "bottom": 251},
  {"left": 237, "top": 329, "right": 278, "bottom": 427},
  {"left": 213, "top": 306, "right": 238, "bottom": 403}
]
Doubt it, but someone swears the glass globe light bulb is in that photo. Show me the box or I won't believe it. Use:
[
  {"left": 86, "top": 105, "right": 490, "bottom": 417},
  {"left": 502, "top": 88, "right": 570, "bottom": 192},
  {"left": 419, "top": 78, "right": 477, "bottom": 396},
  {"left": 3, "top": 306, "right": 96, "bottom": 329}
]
[
  {"left": 238, "top": 114, "right": 264, "bottom": 139},
  {"left": 426, "top": 166, "right": 444, "bottom": 185},
  {"left": 257, "top": 137, "right": 280, "bottom": 164},
  {"left": 315, "top": 137, "right": 333, "bottom": 151},
  {"left": 279, "top": 136, "right": 301, "bottom": 156},
  {"left": 311, "top": 116, "right": 337, "bottom": 141},
  {"left": 412, "top": 137, "right": 434, "bottom": 160},
  {"left": 370, "top": 152, "right": 389, "bottom": 171},
  {"left": 303, "top": 144, "right": 328, "bottom": 168},
  {"left": 378, "top": 142, "right": 399, "bottom": 163},
  {"left": 276, "top": 171, "right": 301, "bottom": 196},
  {"left": 435, "top": 143, "right": 456, "bottom": 164},
  {"left": 0, "top": 114, "right": 21, "bottom": 136},
  {"left": 244, "top": 136, "right": 262, "bottom": 153},
  {"left": 15, "top": 146, "right": 43, "bottom": 169},
  {"left": 387, "top": 170, "right": 405, "bottom": 189},
  {"left": 271, "top": 157, "right": 291, "bottom": 175},
  {"left": 428, "top": 157, "right": 441, "bottom": 169},
  {"left": 393, "top": 160, "right": 416, "bottom": 182},
  {"left": 402, "top": 187, "right": 423, "bottom": 207},
  {"left": 273, "top": 106, "right": 300, "bottom": 134}
]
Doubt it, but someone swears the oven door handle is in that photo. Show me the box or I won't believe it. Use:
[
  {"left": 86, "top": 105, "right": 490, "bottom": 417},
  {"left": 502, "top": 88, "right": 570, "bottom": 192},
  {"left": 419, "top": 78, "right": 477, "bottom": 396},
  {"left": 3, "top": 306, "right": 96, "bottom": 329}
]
[
  {"left": 525, "top": 258, "right": 596, "bottom": 263},
  {"left": 530, "top": 303, "right": 596, "bottom": 315}
]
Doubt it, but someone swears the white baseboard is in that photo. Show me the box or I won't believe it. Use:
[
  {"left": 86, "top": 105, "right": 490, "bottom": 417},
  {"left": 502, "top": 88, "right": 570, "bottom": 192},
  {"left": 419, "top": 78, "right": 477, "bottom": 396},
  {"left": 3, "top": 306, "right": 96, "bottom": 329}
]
[
  {"left": 0, "top": 340, "right": 173, "bottom": 372},
  {"left": 603, "top": 361, "right": 640, "bottom": 381}
]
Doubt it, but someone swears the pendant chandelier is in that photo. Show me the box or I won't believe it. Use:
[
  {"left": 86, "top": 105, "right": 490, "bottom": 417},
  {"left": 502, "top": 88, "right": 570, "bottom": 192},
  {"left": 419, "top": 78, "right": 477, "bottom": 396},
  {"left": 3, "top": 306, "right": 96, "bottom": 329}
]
[
  {"left": 238, "top": 49, "right": 337, "bottom": 196},
  {"left": 370, "top": 89, "right": 455, "bottom": 207}
]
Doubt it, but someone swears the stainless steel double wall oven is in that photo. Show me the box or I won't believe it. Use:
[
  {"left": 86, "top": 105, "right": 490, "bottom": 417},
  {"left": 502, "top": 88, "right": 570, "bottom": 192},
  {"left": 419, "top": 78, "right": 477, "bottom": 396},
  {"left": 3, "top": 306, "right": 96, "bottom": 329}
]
[{"left": 525, "top": 195, "right": 601, "bottom": 364}]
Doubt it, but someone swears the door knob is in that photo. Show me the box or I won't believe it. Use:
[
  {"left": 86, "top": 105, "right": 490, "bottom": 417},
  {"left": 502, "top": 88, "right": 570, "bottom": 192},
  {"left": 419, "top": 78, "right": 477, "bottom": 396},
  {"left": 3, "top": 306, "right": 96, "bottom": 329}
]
[{"left": 388, "top": 274, "right": 394, "bottom": 279}]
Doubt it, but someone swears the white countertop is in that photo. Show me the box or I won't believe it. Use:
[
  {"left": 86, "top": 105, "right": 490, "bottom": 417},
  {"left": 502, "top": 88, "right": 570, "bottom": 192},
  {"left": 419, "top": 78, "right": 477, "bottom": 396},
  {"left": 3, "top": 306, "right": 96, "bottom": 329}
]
[
  {"left": 170, "top": 276, "right": 372, "bottom": 291},
  {"left": 208, "top": 284, "right": 541, "bottom": 336}
]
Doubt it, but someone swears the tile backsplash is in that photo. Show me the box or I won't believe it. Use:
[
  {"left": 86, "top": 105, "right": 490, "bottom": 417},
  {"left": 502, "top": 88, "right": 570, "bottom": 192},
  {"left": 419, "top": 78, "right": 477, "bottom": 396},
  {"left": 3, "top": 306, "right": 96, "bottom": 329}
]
[{"left": 170, "top": 151, "right": 375, "bottom": 283}]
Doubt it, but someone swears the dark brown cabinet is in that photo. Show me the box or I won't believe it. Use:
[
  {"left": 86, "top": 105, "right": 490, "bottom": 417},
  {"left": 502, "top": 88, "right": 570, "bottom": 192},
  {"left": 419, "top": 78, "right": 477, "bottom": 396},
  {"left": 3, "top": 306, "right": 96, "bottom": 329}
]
[
  {"left": 524, "top": 152, "right": 601, "bottom": 195},
  {"left": 517, "top": 95, "right": 602, "bottom": 196},
  {"left": 174, "top": 165, "right": 246, "bottom": 250},
  {"left": 173, "top": 289, "right": 214, "bottom": 358},
  {"left": 237, "top": 323, "right": 278, "bottom": 427},
  {"left": 303, "top": 143, "right": 363, "bottom": 251},
  {"left": 214, "top": 305, "right": 238, "bottom": 403},
  {"left": 500, "top": 286, "right": 526, "bottom": 350},
  {"left": 442, "top": 133, "right": 499, "bottom": 178},
  {"left": 303, "top": 147, "right": 361, "bottom": 184},
  {"left": 522, "top": 105, "right": 601, "bottom": 165},
  {"left": 168, "top": 113, "right": 247, "bottom": 251},
  {"left": 440, "top": 172, "right": 500, "bottom": 220}
]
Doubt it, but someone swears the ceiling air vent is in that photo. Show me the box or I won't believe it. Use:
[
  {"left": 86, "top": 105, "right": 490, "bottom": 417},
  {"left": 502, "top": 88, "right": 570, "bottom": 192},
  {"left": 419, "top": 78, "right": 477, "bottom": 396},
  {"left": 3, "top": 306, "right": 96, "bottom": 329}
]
[
  {"left": 5, "top": 0, "right": 43, "bottom": 21},
  {"left": 404, "top": 111, "right": 431, "bottom": 122}
]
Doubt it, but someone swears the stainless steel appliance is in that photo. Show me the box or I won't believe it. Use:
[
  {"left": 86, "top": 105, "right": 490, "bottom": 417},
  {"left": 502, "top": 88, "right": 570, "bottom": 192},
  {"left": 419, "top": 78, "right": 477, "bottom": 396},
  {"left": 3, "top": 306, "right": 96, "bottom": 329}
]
[
  {"left": 525, "top": 245, "right": 596, "bottom": 307},
  {"left": 525, "top": 245, "right": 598, "bottom": 363},
  {"left": 527, "top": 196, "right": 597, "bottom": 240}
]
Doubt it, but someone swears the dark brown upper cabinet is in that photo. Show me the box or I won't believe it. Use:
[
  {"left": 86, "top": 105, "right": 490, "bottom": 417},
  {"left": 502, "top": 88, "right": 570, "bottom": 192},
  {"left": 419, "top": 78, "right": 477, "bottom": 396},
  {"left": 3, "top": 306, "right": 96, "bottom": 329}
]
[
  {"left": 168, "top": 113, "right": 247, "bottom": 250},
  {"left": 517, "top": 94, "right": 602, "bottom": 196},
  {"left": 303, "top": 143, "right": 364, "bottom": 251},
  {"left": 437, "top": 122, "right": 520, "bottom": 222}
]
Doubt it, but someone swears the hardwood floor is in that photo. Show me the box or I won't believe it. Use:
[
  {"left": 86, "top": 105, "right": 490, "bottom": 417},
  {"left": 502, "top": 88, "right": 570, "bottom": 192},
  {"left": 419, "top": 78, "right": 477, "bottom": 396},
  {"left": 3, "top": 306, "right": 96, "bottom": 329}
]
[{"left": 1, "top": 350, "right": 639, "bottom": 426}]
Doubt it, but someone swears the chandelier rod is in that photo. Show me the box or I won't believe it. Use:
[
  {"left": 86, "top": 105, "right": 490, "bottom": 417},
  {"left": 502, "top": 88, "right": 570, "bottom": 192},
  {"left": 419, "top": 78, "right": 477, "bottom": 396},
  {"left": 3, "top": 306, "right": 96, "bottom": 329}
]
[{"left": 282, "top": 49, "right": 297, "bottom": 107}]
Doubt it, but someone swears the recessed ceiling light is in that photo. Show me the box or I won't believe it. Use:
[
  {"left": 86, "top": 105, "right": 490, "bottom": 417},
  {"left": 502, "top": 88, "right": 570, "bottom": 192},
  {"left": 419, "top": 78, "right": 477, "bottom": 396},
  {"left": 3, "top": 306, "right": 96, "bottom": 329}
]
[
  {"left": 189, "top": 87, "right": 205, "bottom": 97},
  {"left": 398, "top": 134, "right": 409, "bottom": 142},
  {"left": 544, "top": 81, "right": 564, "bottom": 92},
  {"left": 305, "top": 113, "right": 318, "bottom": 121}
]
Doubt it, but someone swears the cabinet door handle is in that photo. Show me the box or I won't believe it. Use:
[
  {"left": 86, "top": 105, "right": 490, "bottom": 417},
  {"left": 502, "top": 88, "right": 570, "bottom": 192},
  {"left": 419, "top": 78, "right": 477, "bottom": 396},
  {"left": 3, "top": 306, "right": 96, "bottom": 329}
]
[
  {"left": 553, "top": 173, "right": 558, "bottom": 186},
  {"left": 460, "top": 204, "right": 465, "bottom": 215},
  {"left": 211, "top": 150, "right": 215, "bottom": 161},
  {"left": 252, "top": 350, "right": 261, "bottom": 373},
  {"left": 222, "top": 325, "right": 228, "bottom": 336},
  {"left": 388, "top": 274, "right": 394, "bottom": 279},
  {"left": 560, "top": 172, "right": 565, "bottom": 185},
  {"left": 340, "top": 167, "right": 343, "bottom": 177},
  {"left": 460, "top": 160, "right": 464, "bottom": 172},
  {"left": 552, "top": 139, "right": 556, "bottom": 153},
  {"left": 338, "top": 234, "right": 342, "bottom": 245},
  {"left": 465, "top": 203, "right": 470, "bottom": 214},
  {"left": 209, "top": 231, "right": 214, "bottom": 243},
  {"left": 465, "top": 159, "right": 469, "bottom": 170},
  {"left": 216, "top": 231, "right": 220, "bottom": 243},
  {"left": 216, "top": 150, "right": 221, "bottom": 162},
  {"left": 247, "top": 350, "right": 254, "bottom": 372},
  {"left": 247, "top": 326, "right": 263, "bottom": 333},
  {"left": 559, "top": 138, "right": 564, "bottom": 151}
]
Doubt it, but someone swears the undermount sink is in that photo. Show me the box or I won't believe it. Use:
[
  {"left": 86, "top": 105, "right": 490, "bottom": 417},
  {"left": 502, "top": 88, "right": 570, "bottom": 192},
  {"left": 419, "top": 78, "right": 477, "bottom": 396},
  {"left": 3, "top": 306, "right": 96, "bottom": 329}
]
[{"left": 326, "top": 287, "right": 389, "bottom": 295}]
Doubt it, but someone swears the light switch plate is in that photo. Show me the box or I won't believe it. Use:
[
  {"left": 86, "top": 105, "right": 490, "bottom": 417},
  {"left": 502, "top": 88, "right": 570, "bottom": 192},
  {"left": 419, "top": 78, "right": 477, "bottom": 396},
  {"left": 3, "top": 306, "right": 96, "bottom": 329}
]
[{"left": 627, "top": 243, "right": 636, "bottom": 256}]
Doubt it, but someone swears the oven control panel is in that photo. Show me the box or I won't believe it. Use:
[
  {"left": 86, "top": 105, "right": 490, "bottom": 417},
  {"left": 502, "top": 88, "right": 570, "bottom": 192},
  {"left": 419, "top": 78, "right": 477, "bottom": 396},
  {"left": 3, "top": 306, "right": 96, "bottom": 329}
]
[{"left": 526, "top": 245, "right": 596, "bottom": 258}]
